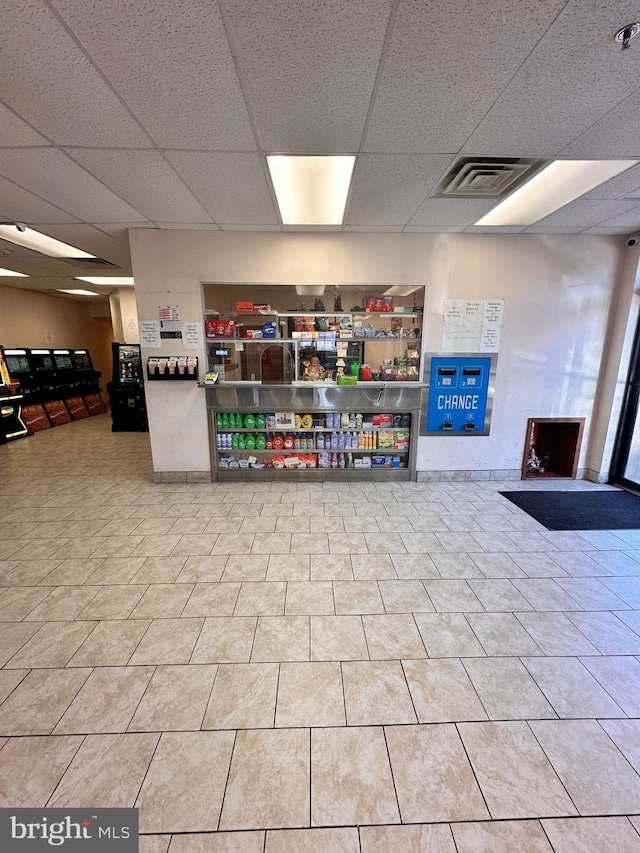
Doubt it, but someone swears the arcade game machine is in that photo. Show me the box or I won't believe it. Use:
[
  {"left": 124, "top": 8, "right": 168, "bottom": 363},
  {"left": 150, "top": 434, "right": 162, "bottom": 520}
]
[
  {"left": 2, "top": 348, "right": 51, "bottom": 432},
  {"left": 71, "top": 349, "right": 106, "bottom": 415},
  {"left": 26, "top": 349, "right": 73, "bottom": 427},
  {"left": 108, "top": 342, "right": 147, "bottom": 431},
  {"left": 0, "top": 346, "right": 28, "bottom": 443},
  {"left": 50, "top": 349, "right": 88, "bottom": 421}
]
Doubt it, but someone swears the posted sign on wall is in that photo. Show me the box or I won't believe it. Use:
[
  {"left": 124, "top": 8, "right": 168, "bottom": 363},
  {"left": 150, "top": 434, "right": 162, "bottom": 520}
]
[{"left": 424, "top": 355, "right": 494, "bottom": 435}]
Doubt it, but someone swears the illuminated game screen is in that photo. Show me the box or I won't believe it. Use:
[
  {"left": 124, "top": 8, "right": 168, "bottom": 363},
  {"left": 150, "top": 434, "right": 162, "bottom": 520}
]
[
  {"left": 5, "top": 355, "right": 30, "bottom": 373},
  {"left": 54, "top": 355, "right": 73, "bottom": 370},
  {"left": 73, "top": 353, "right": 92, "bottom": 370}
]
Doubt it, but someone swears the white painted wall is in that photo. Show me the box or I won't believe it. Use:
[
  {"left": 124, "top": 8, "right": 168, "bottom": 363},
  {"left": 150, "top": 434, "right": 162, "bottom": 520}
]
[{"left": 129, "top": 229, "right": 629, "bottom": 478}]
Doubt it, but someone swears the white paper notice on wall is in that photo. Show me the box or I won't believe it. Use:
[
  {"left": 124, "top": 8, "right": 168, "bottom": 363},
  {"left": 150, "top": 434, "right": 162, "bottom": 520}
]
[
  {"left": 480, "top": 299, "right": 504, "bottom": 352},
  {"left": 139, "top": 320, "right": 161, "bottom": 348},
  {"left": 183, "top": 322, "right": 203, "bottom": 350},
  {"left": 126, "top": 316, "right": 138, "bottom": 332},
  {"left": 442, "top": 298, "right": 503, "bottom": 353}
]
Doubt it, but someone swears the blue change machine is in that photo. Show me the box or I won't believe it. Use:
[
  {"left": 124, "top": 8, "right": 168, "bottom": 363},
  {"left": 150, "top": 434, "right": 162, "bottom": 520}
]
[{"left": 423, "top": 354, "right": 496, "bottom": 436}]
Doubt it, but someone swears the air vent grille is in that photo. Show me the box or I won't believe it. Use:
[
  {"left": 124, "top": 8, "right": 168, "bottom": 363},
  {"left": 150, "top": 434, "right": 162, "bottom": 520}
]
[
  {"left": 66, "top": 257, "right": 118, "bottom": 270},
  {"left": 436, "top": 158, "right": 544, "bottom": 198}
]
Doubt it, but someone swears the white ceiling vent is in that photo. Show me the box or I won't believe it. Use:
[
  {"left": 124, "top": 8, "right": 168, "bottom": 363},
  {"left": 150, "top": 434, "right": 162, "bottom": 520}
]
[
  {"left": 436, "top": 158, "right": 545, "bottom": 198},
  {"left": 65, "top": 257, "right": 118, "bottom": 270}
]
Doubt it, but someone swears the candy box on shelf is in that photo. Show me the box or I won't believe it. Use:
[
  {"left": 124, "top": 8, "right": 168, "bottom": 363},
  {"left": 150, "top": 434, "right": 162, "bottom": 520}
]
[
  {"left": 364, "top": 295, "right": 393, "bottom": 312},
  {"left": 235, "top": 301, "right": 254, "bottom": 312},
  {"left": 377, "top": 430, "right": 395, "bottom": 449}
]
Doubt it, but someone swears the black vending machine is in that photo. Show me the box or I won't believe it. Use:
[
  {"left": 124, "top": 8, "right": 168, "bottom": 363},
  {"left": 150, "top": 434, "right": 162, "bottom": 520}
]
[{"left": 108, "top": 343, "right": 148, "bottom": 432}]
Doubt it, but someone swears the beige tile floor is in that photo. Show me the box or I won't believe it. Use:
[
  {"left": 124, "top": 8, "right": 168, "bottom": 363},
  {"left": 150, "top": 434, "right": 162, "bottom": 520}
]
[{"left": 2, "top": 416, "right": 640, "bottom": 850}]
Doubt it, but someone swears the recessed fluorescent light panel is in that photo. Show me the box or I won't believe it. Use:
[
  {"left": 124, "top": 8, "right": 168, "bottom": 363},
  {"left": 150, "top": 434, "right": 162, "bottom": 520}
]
[
  {"left": 476, "top": 159, "right": 638, "bottom": 226},
  {"left": 75, "top": 276, "right": 134, "bottom": 286},
  {"left": 295, "top": 284, "right": 326, "bottom": 296},
  {"left": 58, "top": 289, "right": 100, "bottom": 296},
  {"left": 0, "top": 225, "right": 96, "bottom": 258},
  {"left": 0, "top": 267, "right": 28, "bottom": 276},
  {"left": 383, "top": 285, "right": 422, "bottom": 296},
  {"left": 267, "top": 155, "right": 356, "bottom": 225}
]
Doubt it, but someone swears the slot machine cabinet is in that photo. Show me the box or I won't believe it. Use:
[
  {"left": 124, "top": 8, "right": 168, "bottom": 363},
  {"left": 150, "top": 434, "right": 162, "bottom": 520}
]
[
  {"left": 52, "top": 349, "right": 78, "bottom": 398},
  {"left": 2, "top": 348, "right": 36, "bottom": 402},
  {"left": 108, "top": 342, "right": 148, "bottom": 432},
  {"left": 0, "top": 347, "right": 28, "bottom": 443},
  {"left": 71, "top": 349, "right": 102, "bottom": 397},
  {"left": 27, "top": 349, "right": 58, "bottom": 402}
]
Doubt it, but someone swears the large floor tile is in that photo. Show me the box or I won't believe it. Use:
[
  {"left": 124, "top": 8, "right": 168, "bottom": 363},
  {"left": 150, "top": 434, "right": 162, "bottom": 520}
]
[
  {"left": 0, "top": 668, "right": 91, "bottom": 735},
  {"left": 0, "top": 621, "right": 42, "bottom": 666},
  {"left": 541, "top": 817, "right": 640, "bottom": 852},
  {"left": 220, "top": 729, "right": 310, "bottom": 830},
  {"left": 360, "top": 824, "right": 457, "bottom": 852},
  {"left": 136, "top": 731, "right": 235, "bottom": 833},
  {"left": 285, "top": 582, "right": 335, "bottom": 615},
  {"left": 566, "top": 612, "right": 640, "bottom": 655},
  {"left": 580, "top": 655, "right": 640, "bottom": 715},
  {"left": 361, "top": 614, "right": 427, "bottom": 659},
  {"left": 530, "top": 719, "right": 640, "bottom": 814},
  {"left": 182, "top": 583, "right": 240, "bottom": 617},
  {"left": 129, "top": 664, "right": 218, "bottom": 731},
  {"left": 403, "top": 658, "right": 487, "bottom": 723},
  {"left": 310, "top": 615, "right": 368, "bottom": 660},
  {"left": 129, "top": 618, "right": 204, "bottom": 665},
  {"left": 451, "top": 819, "right": 553, "bottom": 852},
  {"left": 48, "top": 732, "right": 159, "bottom": 807},
  {"left": 462, "top": 658, "right": 556, "bottom": 720},
  {"left": 234, "top": 582, "right": 286, "bottom": 616},
  {"left": 333, "top": 581, "right": 384, "bottom": 615},
  {"left": 311, "top": 726, "right": 399, "bottom": 826},
  {"left": 516, "top": 612, "right": 600, "bottom": 655},
  {"left": 191, "top": 617, "right": 257, "bottom": 663},
  {"left": 275, "top": 662, "right": 345, "bottom": 727},
  {"left": 466, "top": 613, "right": 542, "bottom": 656},
  {"left": 68, "top": 619, "right": 151, "bottom": 666},
  {"left": 385, "top": 724, "right": 489, "bottom": 823},
  {"left": 251, "top": 616, "right": 309, "bottom": 662},
  {"left": 521, "top": 657, "right": 625, "bottom": 718},
  {"left": 169, "top": 833, "right": 264, "bottom": 853},
  {"left": 342, "top": 660, "right": 416, "bottom": 725},
  {"left": 414, "top": 613, "right": 486, "bottom": 657},
  {"left": 0, "top": 735, "right": 83, "bottom": 806},
  {"left": 203, "top": 663, "right": 278, "bottom": 729},
  {"left": 459, "top": 721, "right": 577, "bottom": 819},
  {"left": 266, "top": 828, "right": 359, "bottom": 852},
  {"left": 54, "top": 666, "right": 154, "bottom": 734}
]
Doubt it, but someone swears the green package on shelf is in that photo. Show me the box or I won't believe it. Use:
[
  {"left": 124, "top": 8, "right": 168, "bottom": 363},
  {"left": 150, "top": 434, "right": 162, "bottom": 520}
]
[
  {"left": 244, "top": 414, "right": 256, "bottom": 428},
  {"left": 255, "top": 413, "right": 266, "bottom": 429}
]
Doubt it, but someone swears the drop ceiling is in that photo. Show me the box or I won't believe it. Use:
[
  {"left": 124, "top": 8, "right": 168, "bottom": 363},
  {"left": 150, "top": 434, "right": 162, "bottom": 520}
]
[{"left": 1, "top": 0, "right": 640, "bottom": 300}]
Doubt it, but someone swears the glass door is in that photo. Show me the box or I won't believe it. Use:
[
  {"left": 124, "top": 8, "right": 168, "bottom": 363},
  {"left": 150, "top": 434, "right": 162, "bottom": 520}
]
[{"left": 611, "top": 315, "right": 640, "bottom": 491}]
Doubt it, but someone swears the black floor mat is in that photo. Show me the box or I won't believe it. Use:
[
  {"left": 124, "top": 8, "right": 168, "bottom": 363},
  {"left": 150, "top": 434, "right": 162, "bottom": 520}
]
[{"left": 499, "top": 489, "right": 640, "bottom": 530}]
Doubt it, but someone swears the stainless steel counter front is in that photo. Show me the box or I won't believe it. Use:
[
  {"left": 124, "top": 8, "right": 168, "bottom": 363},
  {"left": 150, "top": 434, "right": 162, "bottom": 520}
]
[{"left": 205, "top": 383, "right": 427, "bottom": 482}]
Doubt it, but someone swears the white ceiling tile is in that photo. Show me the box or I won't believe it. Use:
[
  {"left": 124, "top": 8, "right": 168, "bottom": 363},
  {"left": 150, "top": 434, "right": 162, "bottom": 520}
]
[
  {"left": 592, "top": 205, "right": 640, "bottom": 228},
  {"left": 534, "top": 199, "right": 640, "bottom": 227},
  {"left": 66, "top": 150, "right": 213, "bottom": 223},
  {"left": 155, "top": 223, "right": 222, "bottom": 230},
  {"left": 582, "top": 162, "right": 640, "bottom": 199},
  {"left": 95, "top": 223, "right": 158, "bottom": 243},
  {"left": 463, "top": 3, "right": 640, "bottom": 156},
  {"left": 164, "top": 152, "right": 278, "bottom": 224},
  {"left": 0, "top": 105, "right": 50, "bottom": 146},
  {"left": 219, "top": 224, "right": 282, "bottom": 231},
  {"left": 224, "top": 0, "right": 391, "bottom": 151},
  {"left": 582, "top": 226, "right": 635, "bottom": 234},
  {"left": 346, "top": 155, "right": 454, "bottom": 225},
  {"left": 403, "top": 226, "right": 465, "bottom": 233},
  {"left": 409, "top": 198, "right": 495, "bottom": 227},
  {"left": 0, "top": 150, "right": 147, "bottom": 223},
  {"left": 364, "top": 0, "right": 566, "bottom": 153},
  {"left": 464, "top": 225, "right": 526, "bottom": 233},
  {"left": 344, "top": 226, "right": 404, "bottom": 232},
  {"left": 28, "top": 224, "right": 132, "bottom": 268},
  {"left": 49, "top": 0, "right": 256, "bottom": 149},
  {"left": 562, "top": 90, "right": 640, "bottom": 158},
  {"left": 0, "top": 1, "right": 151, "bottom": 147},
  {"left": 523, "top": 226, "right": 586, "bottom": 234},
  {"left": 0, "top": 175, "right": 80, "bottom": 224}
]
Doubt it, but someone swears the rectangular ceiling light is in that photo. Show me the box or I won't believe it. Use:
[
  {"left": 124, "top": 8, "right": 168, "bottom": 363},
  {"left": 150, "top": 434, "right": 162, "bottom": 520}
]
[
  {"left": 58, "top": 288, "right": 100, "bottom": 296},
  {"left": 295, "top": 283, "right": 326, "bottom": 296},
  {"left": 383, "top": 285, "right": 422, "bottom": 296},
  {"left": 76, "top": 276, "right": 134, "bottom": 286},
  {"left": 0, "top": 267, "right": 28, "bottom": 276},
  {"left": 0, "top": 225, "right": 96, "bottom": 258},
  {"left": 267, "top": 155, "right": 355, "bottom": 225},
  {"left": 475, "top": 159, "right": 638, "bottom": 226}
]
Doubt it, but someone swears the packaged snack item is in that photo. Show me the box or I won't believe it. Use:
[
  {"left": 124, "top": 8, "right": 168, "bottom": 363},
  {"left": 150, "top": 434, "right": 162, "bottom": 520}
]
[
  {"left": 378, "top": 430, "right": 394, "bottom": 449},
  {"left": 272, "top": 455, "right": 285, "bottom": 469}
]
